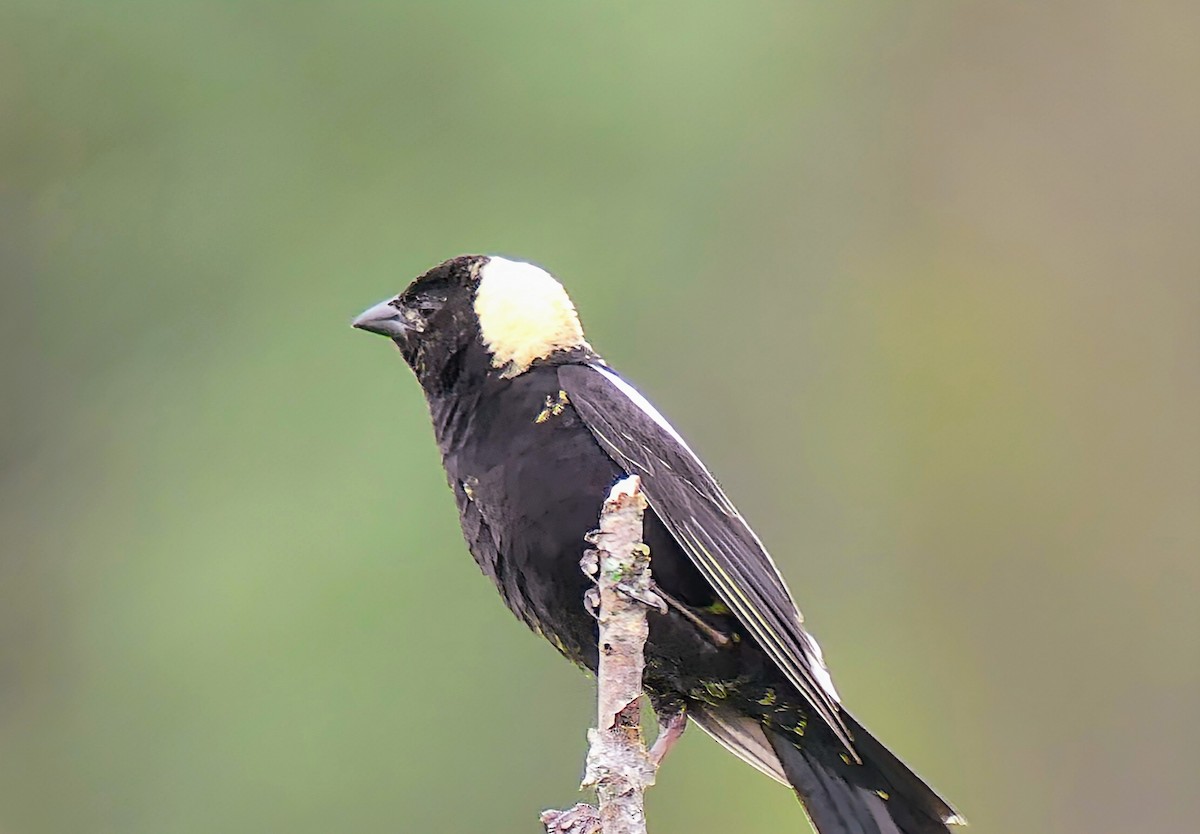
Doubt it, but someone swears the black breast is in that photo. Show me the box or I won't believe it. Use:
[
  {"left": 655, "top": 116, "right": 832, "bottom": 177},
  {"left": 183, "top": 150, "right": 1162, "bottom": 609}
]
[
  {"left": 427, "top": 364, "right": 747, "bottom": 695},
  {"left": 430, "top": 366, "right": 619, "bottom": 665}
]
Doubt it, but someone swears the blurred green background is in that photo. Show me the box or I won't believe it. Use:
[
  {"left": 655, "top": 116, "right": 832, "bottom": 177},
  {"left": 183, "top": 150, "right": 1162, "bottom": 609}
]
[{"left": 2, "top": 2, "right": 1197, "bottom": 833}]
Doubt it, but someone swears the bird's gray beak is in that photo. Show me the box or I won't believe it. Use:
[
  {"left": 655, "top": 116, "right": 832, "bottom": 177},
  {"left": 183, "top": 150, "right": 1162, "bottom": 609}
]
[{"left": 352, "top": 298, "right": 411, "bottom": 339}]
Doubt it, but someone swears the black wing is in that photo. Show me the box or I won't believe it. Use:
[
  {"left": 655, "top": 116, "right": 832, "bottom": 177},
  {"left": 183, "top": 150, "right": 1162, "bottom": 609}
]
[{"left": 559, "top": 362, "right": 858, "bottom": 757}]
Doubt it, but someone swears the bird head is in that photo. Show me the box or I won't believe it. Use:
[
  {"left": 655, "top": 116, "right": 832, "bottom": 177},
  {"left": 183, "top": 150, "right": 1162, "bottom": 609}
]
[{"left": 353, "top": 254, "right": 592, "bottom": 391}]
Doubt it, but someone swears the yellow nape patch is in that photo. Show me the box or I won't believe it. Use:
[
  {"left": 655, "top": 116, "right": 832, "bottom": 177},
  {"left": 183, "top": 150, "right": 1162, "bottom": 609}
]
[{"left": 474, "top": 257, "right": 588, "bottom": 377}]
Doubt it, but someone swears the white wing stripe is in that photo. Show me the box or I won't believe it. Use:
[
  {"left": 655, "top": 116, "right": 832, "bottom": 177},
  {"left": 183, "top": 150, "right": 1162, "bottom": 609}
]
[
  {"left": 588, "top": 364, "right": 843, "bottom": 708},
  {"left": 591, "top": 364, "right": 692, "bottom": 449}
]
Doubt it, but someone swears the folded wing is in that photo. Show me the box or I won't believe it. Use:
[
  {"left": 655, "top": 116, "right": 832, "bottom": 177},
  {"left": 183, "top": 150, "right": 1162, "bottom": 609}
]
[{"left": 559, "top": 363, "right": 857, "bottom": 758}]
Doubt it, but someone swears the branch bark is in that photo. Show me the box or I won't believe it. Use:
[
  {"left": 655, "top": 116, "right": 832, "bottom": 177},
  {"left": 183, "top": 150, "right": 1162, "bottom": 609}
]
[{"left": 542, "top": 475, "right": 659, "bottom": 834}]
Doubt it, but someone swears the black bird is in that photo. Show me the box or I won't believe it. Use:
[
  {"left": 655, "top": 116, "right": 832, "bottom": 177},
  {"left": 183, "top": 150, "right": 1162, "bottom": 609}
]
[{"left": 353, "top": 254, "right": 964, "bottom": 834}]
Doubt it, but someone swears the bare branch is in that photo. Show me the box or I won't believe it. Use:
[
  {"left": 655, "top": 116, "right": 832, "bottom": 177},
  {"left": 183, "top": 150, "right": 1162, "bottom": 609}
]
[{"left": 543, "top": 475, "right": 658, "bottom": 834}]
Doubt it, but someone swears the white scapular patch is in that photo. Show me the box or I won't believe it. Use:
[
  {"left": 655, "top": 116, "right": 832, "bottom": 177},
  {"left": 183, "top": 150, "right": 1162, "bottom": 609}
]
[{"left": 474, "top": 256, "right": 588, "bottom": 377}]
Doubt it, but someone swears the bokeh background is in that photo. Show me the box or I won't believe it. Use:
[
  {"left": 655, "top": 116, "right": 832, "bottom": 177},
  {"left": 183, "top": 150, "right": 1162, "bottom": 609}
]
[{"left": 2, "top": 2, "right": 1197, "bottom": 833}]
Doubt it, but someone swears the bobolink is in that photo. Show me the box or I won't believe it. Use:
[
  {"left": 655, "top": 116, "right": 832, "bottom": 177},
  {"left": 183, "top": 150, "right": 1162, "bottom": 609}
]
[{"left": 353, "top": 255, "right": 963, "bottom": 834}]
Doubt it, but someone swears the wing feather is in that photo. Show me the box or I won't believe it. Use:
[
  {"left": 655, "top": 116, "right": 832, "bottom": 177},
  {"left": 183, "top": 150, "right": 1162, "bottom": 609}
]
[{"left": 559, "top": 363, "right": 857, "bottom": 757}]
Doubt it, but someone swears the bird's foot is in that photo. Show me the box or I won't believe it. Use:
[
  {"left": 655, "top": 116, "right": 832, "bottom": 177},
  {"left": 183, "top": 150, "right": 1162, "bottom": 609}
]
[
  {"left": 581, "top": 544, "right": 667, "bottom": 614},
  {"left": 652, "top": 585, "right": 733, "bottom": 647},
  {"left": 614, "top": 581, "right": 668, "bottom": 614}
]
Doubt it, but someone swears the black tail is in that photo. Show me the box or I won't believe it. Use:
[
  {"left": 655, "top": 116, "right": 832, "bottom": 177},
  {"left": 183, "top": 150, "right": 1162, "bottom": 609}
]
[{"left": 766, "top": 714, "right": 963, "bottom": 834}]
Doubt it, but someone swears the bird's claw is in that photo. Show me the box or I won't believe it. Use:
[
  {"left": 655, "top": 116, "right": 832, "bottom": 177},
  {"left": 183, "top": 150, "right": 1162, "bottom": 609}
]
[
  {"left": 579, "top": 548, "right": 600, "bottom": 581},
  {"left": 583, "top": 587, "right": 600, "bottom": 619},
  {"left": 615, "top": 582, "right": 668, "bottom": 614},
  {"left": 582, "top": 535, "right": 663, "bottom": 614}
]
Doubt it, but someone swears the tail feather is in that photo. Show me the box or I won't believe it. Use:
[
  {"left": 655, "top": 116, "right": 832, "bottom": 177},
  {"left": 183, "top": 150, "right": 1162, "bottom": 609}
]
[
  {"left": 765, "top": 719, "right": 961, "bottom": 834},
  {"left": 842, "top": 713, "right": 964, "bottom": 829}
]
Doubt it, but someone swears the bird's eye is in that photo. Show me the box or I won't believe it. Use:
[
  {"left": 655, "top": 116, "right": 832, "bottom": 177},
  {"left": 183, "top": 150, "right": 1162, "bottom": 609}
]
[{"left": 415, "top": 294, "right": 445, "bottom": 316}]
